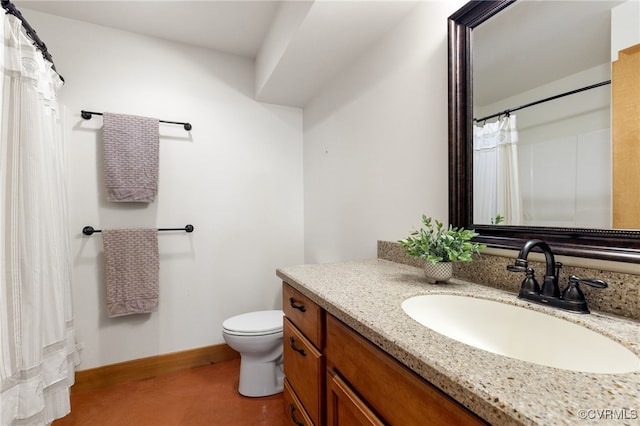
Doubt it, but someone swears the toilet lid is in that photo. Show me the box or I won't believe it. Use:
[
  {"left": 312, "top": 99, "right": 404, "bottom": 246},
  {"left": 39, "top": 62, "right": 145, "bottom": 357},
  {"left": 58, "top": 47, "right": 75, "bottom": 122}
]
[{"left": 223, "top": 310, "right": 283, "bottom": 335}]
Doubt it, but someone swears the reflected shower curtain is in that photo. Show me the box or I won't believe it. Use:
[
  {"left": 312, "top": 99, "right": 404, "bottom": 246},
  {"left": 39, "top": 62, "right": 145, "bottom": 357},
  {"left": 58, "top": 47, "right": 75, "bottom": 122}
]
[
  {"left": 473, "top": 115, "right": 522, "bottom": 225},
  {"left": 1, "top": 14, "right": 77, "bottom": 425}
]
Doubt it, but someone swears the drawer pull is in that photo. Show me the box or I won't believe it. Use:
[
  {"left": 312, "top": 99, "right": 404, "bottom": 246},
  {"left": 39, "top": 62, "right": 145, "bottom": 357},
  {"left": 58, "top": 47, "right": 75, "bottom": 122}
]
[
  {"left": 289, "top": 297, "right": 307, "bottom": 312},
  {"left": 289, "top": 403, "right": 305, "bottom": 426},
  {"left": 289, "top": 337, "right": 307, "bottom": 356}
]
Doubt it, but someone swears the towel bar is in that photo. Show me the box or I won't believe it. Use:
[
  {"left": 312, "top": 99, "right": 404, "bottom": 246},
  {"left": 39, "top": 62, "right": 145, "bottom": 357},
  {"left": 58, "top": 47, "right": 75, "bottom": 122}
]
[
  {"left": 81, "top": 110, "right": 192, "bottom": 131},
  {"left": 82, "top": 224, "right": 194, "bottom": 236}
]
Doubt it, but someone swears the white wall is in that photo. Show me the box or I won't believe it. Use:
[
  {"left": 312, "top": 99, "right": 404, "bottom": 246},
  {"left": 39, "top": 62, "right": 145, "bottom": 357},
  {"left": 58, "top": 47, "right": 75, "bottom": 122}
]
[
  {"left": 21, "top": 0, "right": 466, "bottom": 368},
  {"left": 303, "top": 1, "right": 466, "bottom": 263},
  {"left": 25, "top": 10, "right": 304, "bottom": 370}
]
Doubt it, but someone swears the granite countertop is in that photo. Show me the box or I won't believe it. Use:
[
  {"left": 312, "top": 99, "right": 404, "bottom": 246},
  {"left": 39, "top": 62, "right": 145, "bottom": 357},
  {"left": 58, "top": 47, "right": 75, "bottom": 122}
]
[{"left": 276, "top": 259, "right": 640, "bottom": 426}]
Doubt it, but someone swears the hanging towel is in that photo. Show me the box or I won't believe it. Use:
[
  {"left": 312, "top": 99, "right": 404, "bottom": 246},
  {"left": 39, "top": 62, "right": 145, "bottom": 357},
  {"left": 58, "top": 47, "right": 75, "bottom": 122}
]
[
  {"left": 103, "top": 112, "right": 159, "bottom": 203},
  {"left": 103, "top": 228, "right": 160, "bottom": 317}
]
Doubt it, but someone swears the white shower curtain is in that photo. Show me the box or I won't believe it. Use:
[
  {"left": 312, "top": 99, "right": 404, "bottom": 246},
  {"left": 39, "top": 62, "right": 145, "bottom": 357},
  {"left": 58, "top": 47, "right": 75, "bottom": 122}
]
[
  {"left": 473, "top": 115, "right": 522, "bottom": 225},
  {"left": 1, "top": 14, "right": 77, "bottom": 425}
]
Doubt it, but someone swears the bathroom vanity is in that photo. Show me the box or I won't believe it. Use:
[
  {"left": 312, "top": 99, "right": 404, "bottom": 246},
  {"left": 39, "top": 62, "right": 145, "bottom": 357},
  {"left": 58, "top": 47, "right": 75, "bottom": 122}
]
[
  {"left": 282, "top": 282, "right": 484, "bottom": 425},
  {"left": 278, "top": 259, "right": 640, "bottom": 426}
]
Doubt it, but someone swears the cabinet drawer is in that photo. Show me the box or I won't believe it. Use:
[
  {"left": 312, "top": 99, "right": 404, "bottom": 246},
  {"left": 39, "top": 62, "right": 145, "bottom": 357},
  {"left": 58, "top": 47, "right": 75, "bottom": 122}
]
[
  {"left": 284, "top": 318, "right": 324, "bottom": 426},
  {"left": 327, "top": 368, "right": 385, "bottom": 426},
  {"left": 283, "top": 283, "right": 324, "bottom": 348},
  {"left": 326, "top": 314, "right": 487, "bottom": 425},
  {"left": 284, "top": 379, "right": 315, "bottom": 426}
]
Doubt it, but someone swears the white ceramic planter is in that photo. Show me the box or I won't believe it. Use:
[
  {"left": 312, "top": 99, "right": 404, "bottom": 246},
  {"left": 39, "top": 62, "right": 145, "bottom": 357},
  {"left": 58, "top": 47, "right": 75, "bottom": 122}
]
[{"left": 423, "top": 262, "right": 453, "bottom": 284}]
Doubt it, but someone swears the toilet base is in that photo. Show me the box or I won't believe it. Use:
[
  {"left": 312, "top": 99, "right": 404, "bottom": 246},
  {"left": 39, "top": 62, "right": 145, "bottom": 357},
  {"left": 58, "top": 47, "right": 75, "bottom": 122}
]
[{"left": 238, "top": 356, "right": 284, "bottom": 397}]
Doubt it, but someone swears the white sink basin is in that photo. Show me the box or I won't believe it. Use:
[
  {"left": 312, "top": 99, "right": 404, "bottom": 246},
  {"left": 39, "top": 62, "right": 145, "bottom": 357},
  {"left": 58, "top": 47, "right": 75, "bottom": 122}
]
[{"left": 402, "top": 294, "right": 640, "bottom": 374}]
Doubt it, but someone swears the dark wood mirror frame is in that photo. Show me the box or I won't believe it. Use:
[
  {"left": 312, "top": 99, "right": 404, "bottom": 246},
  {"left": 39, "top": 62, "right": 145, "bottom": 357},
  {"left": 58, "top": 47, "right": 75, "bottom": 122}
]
[{"left": 447, "top": 0, "right": 640, "bottom": 264}]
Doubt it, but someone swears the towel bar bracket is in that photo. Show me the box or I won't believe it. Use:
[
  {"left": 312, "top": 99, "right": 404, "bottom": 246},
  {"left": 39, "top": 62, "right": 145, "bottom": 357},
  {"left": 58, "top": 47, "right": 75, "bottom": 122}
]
[{"left": 82, "top": 226, "right": 97, "bottom": 235}]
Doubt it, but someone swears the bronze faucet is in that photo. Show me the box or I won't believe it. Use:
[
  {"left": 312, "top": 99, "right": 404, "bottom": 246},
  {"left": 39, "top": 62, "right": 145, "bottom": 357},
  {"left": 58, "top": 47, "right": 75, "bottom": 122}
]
[{"left": 507, "top": 239, "right": 607, "bottom": 313}]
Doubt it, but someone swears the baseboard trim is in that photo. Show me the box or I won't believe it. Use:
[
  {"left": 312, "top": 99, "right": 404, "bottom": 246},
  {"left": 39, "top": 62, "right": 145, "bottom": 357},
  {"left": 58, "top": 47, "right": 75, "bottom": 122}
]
[{"left": 72, "top": 343, "right": 239, "bottom": 393}]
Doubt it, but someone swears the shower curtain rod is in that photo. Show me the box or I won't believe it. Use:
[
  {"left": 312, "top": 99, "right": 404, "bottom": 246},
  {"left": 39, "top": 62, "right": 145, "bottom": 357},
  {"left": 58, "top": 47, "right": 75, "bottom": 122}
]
[
  {"left": 81, "top": 110, "right": 193, "bottom": 131},
  {"left": 473, "top": 80, "right": 611, "bottom": 123},
  {"left": 1, "top": 0, "right": 63, "bottom": 82},
  {"left": 82, "top": 224, "right": 194, "bottom": 236}
]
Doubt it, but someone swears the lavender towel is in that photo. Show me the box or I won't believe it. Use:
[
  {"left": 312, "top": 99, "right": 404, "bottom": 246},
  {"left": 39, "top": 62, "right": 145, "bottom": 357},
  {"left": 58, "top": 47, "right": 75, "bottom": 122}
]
[
  {"left": 103, "top": 228, "right": 159, "bottom": 318},
  {"left": 103, "top": 113, "right": 159, "bottom": 203}
]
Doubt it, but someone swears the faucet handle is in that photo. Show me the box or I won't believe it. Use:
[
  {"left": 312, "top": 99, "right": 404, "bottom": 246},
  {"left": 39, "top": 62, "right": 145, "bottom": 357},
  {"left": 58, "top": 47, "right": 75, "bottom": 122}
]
[
  {"left": 507, "top": 258, "right": 528, "bottom": 273},
  {"left": 507, "top": 264, "right": 526, "bottom": 273},
  {"left": 568, "top": 275, "right": 607, "bottom": 289},
  {"left": 562, "top": 275, "right": 608, "bottom": 304}
]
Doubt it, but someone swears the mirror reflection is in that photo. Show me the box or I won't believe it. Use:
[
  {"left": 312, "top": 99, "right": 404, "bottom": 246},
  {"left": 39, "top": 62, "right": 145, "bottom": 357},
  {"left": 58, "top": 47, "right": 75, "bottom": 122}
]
[{"left": 471, "top": 1, "right": 634, "bottom": 230}]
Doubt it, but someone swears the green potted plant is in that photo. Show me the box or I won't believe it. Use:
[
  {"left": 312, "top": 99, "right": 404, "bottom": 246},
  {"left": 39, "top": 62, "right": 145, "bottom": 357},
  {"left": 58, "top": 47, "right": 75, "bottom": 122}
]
[{"left": 399, "top": 215, "right": 485, "bottom": 283}]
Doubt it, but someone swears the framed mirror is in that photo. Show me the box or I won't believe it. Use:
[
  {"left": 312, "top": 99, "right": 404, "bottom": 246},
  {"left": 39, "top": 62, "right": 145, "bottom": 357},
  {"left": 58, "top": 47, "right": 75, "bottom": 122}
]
[{"left": 448, "top": 0, "right": 640, "bottom": 263}]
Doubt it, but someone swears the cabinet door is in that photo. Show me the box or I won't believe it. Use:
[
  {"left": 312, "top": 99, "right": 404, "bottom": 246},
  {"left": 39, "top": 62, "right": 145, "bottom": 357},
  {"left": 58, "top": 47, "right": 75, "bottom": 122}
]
[
  {"left": 284, "top": 318, "right": 324, "bottom": 425},
  {"left": 327, "top": 368, "right": 385, "bottom": 426},
  {"left": 326, "top": 314, "right": 487, "bottom": 425}
]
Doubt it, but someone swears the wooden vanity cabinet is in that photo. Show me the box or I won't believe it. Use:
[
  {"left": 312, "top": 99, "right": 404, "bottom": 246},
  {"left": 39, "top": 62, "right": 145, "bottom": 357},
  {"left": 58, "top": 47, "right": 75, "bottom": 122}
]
[
  {"left": 325, "top": 314, "right": 487, "bottom": 426},
  {"left": 283, "top": 283, "right": 325, "bottom": 425},
  {"left": 282, "top": 281, "right": 487, "bottom": 426}
]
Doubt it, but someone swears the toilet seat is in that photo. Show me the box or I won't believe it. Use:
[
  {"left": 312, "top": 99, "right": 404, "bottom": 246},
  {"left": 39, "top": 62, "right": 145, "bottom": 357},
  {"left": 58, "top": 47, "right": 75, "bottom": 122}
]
[{"left": 222, "top": 310, "right": 283, "bottom": 336}]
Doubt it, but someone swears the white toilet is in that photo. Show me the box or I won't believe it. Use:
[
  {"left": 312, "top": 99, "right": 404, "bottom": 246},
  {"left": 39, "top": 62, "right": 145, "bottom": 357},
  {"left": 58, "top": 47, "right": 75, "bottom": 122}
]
[{"left": 222, "top": 310, "right": 284, "bottom": 397}]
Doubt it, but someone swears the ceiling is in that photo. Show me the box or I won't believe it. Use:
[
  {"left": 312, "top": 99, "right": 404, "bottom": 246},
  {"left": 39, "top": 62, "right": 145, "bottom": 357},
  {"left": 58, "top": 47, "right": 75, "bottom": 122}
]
[
  {"left": 12, "top": 1, "right": 632, "bottom": 107},
  {"left": 17, "top": 0, "right": 420, "bottom": 106},
  {"left": 17, "top": 1, "right": 281, "bottom": 58}
]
